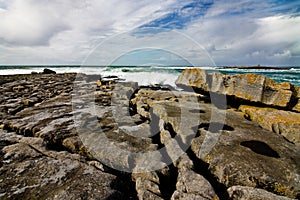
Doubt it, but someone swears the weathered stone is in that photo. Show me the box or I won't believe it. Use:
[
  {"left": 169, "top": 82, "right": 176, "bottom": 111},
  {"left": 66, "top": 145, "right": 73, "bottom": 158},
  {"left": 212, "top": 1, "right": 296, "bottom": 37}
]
[
  {"left": 175, "top": 68, "right": 209, "bottom": 91},
  {"left": 262, "top": 78, "right": 292, "bottom": 107},
  {"left": 171, "top": 191, "right": 219, "bottom": 200},
  {"left": 172, "top": 161, "right": 219, "bottom": 200},
  {"left": 0, "top": 131, "right": 126, "bottom": 199},
  {"left": 176, "top": 69, "right": 294, "bottom": 108},
  {"left": 292, "top": 86, "right": 300, "bottom": 112},
  {"left": 239, "top": 105, "right": 300, "bottom": 145},
  {"left": 62, "top": 136, "right": 92, "bottom": 158},
  {"left": 228, "top": 186, "right": 296, "bottom": 200},
  {"left": 191, "top": 109, "right": 300, "bottom": 198},
  {"left": 1, "top": 72, "right": 300, "bottom": 199},
  {"left": 293, "top": 100, "right": 300, "bottom": 112},
  {"left": 133, "top": 172, "right": 163, "bottom": 200}
]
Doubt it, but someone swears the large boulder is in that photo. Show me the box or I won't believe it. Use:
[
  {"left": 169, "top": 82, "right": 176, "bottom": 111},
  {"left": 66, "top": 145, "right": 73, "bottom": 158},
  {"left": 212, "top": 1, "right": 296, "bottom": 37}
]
[
  {"left": 43, "top": 68, "right": 56, "bottom": 74},
  {"left": 175, "top": 68, "right": 210, "bottom": 92},
  {"left": 176, "top": 69, "right": 295, "bottom": 108}
]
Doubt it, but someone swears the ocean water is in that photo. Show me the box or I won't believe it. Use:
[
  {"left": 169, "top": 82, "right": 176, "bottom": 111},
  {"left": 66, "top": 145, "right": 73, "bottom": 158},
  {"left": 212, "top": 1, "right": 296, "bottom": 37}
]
[{"left": 0, "top": 65, "right": 299, "bottom": 88}]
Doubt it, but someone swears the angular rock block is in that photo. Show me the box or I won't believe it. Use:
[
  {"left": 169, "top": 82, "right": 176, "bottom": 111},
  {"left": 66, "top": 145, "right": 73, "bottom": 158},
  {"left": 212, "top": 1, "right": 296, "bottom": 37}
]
[{"left": 176, "top": 69, "right": 295, "bottom": 108}]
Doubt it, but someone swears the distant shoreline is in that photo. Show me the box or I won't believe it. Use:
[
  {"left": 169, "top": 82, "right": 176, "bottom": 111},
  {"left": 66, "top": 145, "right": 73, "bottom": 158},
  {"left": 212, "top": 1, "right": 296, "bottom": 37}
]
[
  {"left": 218, "top": 66, "right": 292, "bottom": 70},
  {"left": 0, "top": 65, "right": 298, "bottom": 69},
  {"left": 0, "top": 65, "right": 299, "bottom": 86}
]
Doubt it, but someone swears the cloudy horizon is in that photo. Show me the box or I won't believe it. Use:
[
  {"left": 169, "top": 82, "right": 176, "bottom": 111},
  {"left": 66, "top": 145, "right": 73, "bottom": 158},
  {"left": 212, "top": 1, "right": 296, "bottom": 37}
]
[{"left": 0, "top": 0, "right": 300, "bottom": 66}]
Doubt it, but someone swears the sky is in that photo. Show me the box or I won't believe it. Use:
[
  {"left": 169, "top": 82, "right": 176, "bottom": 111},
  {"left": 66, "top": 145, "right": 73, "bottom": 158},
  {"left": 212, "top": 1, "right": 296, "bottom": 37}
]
[{"left": 0, "top": 0, "right": 300, "bottom": 66}]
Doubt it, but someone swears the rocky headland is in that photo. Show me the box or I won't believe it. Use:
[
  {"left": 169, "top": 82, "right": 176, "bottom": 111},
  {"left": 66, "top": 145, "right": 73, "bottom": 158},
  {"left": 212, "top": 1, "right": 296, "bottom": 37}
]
[{"left": 0, "top": 69, "right": 299, "bottom": 199}]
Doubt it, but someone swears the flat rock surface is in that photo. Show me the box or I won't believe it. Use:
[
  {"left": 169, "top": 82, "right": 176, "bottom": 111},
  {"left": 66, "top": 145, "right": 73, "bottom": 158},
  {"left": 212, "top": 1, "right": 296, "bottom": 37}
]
[
  {"left": 0, "top": 131, "right": 125, "bottom": 200},
  {"left": 191, "top": 108, "right": 300, "bottom": 198},
  {"left": 0, "top": 73, "right": 299, "bottom": 199},
  {"left": 239, "top": 105, "right": 300, "bottom": 145},
  {"left": 0, "top": 74, "right": 137, "bottom": 199}
]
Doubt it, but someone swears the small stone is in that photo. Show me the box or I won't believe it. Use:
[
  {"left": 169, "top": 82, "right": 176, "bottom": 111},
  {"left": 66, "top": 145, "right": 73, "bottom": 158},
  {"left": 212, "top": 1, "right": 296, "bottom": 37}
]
[
  {"left": 23, "top": 100, "right": 29, "bottom": 106},
  {"left": 97, "top": 80, "right": 102, "bottom": 87}
]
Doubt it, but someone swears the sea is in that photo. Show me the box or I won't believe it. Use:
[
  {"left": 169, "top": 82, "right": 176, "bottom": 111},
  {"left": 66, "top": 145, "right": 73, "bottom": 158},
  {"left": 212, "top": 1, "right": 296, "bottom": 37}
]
[{"left": 0, "top": 65, "right": 300, "bottom": 88}]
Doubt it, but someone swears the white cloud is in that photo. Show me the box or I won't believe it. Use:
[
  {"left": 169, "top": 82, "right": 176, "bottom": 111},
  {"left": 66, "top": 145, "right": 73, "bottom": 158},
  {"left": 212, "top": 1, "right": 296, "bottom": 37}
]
[
  {"left": 0, "top": 0, "right": 176, "bottom": 46},
  {"left": 0, "top": 0, "right": 299, "bottom": 65},
  {"left": 0, "top": 0, "right": 69, "bottom": 45},
  {"left": 178, "top": 13, "right": 300, "bottom": 65},
  {"left": 253, "top": 15, "right": 300, "bottom": 44},
  {"left": 0, "top": 0, "right": 177, "bottom": 64}
]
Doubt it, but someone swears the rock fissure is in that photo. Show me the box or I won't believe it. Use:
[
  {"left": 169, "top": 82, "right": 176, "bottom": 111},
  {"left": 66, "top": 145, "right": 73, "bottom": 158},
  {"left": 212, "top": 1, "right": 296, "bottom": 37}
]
[
  {"left": 186, "top": 147, "right": 230, "bottom": 199},
  {"left": 157, "top": 164, "right": 178, "bottom": 200},
  {"left": 0, "top": 72, "right": 299, "bottom": 199}
]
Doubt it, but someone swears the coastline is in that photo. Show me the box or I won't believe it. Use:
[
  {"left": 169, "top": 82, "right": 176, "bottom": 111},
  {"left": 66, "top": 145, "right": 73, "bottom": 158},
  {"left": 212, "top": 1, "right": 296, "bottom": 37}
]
[
  {"left": 218, "top": 65, "right": 292, "bottom": 70},
  {"left": 0, "top": 70, "right": 299, "bottom": 199},
  {"left": 1, "top": 65, "right": 300, "bottom": 88}
]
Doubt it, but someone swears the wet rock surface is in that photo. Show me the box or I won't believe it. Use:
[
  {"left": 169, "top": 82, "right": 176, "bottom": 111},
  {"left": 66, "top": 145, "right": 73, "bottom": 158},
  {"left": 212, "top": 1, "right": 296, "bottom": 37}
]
[{"left": 0, "top": 72, "right": 299, "bottom": 199}]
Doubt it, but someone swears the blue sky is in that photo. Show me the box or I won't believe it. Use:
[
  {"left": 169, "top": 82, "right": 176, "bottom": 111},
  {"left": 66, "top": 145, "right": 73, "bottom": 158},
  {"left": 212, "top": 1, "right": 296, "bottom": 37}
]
[{"left": 0, "top": 0, "right": 299, "bottom": 66}]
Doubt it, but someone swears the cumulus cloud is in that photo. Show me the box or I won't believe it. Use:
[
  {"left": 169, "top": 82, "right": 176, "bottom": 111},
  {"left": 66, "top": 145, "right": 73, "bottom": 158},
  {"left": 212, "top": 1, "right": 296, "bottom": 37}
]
[
  {"left": 179, "top": 11, "right": 300, "bottom": 65},
  {"left": 0, "top": 0, "right": 299, "bottom": 65},
  {"left": 0, "top": 0, "right": 69, "bottom": 45},
  {"left": 0, "top": 0, "right": 177, "bottom": 63},
  {"left": 0, "top": 0, "right": 176, "bottom": 46}
]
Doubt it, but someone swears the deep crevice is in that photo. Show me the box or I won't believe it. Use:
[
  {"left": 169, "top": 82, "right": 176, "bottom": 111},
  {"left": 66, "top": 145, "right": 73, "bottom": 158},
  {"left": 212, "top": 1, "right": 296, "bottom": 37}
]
[
  {"left": 45, "top": 139, "right": 70, "bottom": 152},
  {"left": 186, "top": 148, "right": 230, "bottom": 199},
  {"left": 163, "top": 122, "right": 177, "bottom": 138},
  {"left": 157, "top": 164, "right": 178, "bottom": 200},
  {"left": 148, "top": 111, "right": 179, "bottom": 199},
  {"left": 179, "top": 85, "right": 299, "bottom": 112},
  {"left": 109, "top": 171, "right": 138, "bottom": 200},
  {"left": 129, "top": 88, "right": 140, "bottom": 116},
  {"left": 149, "top": 110, "right": 164, "bottom": 149}
]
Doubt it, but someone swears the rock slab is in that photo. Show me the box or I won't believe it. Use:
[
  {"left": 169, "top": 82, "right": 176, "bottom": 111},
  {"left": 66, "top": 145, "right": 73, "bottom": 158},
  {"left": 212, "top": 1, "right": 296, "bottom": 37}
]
[
  {"left": 239, "top": 105, "right": 300, "bottom": 145},
  {"left": 176, "top": 68, "right": 298, "bottom": 110}
]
